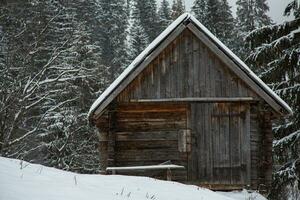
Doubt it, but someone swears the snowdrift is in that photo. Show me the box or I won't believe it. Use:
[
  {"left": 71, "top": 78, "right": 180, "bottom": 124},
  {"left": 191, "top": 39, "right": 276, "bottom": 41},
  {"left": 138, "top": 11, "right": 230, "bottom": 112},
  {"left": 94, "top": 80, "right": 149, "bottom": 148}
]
[{"left": 0, "top": 157, "right": 266, "bottom": 200}]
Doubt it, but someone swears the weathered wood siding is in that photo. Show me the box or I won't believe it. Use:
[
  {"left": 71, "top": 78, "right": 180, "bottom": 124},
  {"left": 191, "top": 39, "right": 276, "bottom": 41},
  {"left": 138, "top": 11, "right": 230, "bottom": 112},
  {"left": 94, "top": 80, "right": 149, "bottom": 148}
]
[
  {"left": 187, "top": 102, "right": 251, "bottom": 188},
  {"left": 249, "top": 106, "right": 274, "bottom": 191},
  {"left": 97, "top": 103, "right": 189, "bottom": 181},
  {"left": 117, "top": 29, "right": 259, "bottom": 102},
  {"left": 95, "top": 28, "right": 274, "bottom": 190},
  {"left": 250, "top": 105, "right": 261, "bottom": 189}
]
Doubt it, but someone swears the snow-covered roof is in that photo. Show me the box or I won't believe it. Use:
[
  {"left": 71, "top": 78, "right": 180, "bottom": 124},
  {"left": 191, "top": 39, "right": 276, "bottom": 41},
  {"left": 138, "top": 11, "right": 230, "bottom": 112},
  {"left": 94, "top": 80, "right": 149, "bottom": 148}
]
[{"left": 89, "top": 13, "right": 292, "bottom": 120}]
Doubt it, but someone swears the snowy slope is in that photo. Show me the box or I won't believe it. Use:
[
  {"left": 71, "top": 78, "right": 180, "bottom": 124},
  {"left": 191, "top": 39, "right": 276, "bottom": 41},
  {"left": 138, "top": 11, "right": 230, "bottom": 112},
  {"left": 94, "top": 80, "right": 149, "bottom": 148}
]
[{"left": 0, "top": 157, "right": 266, "bottom": 200}]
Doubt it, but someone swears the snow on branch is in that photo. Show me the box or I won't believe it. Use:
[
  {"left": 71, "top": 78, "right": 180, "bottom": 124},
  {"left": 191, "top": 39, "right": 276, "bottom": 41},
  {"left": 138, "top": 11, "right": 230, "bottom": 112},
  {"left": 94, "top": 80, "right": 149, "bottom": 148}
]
[{"left": 246, "top": 18, "right": 300, "bottom": 48}]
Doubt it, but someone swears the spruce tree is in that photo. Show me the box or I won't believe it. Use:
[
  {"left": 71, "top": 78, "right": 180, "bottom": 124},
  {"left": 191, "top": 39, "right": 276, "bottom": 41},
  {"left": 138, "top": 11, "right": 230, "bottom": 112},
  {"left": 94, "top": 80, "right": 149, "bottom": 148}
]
[
  {"left": 133, "top": 0, "right": 159, "bottom": 42},
  {"left": 0, "top": 0, "right": 104, "bottom": 173},
  {"left": 246, "top": 1, "right": 300, "bottom": 198},
  {"left": 171, "top": 0, "right": 186, "bottom": 20},
  {"left": 218, "top": 0, "right": 238, "bottom": 51},
  {"left": 158, "top": 0, "right": 172, "bottom": 32},
  {"left": 128, "top": 17, "right": 149, "bottom": 61},
  {"left": 191, "top": 0, "right": 236, "bottom": 51},
  {"left": 204, "top": 0, "right": 222, "bottom": 35},
  {"left": 236, "top": 0, "right": 272, "bottom": 59},
  {"left": 191, "top": 0, "right": 208, "bottom": 24},
  {"left": 96, "top": 0, "right": 128, "bottom": 80}
]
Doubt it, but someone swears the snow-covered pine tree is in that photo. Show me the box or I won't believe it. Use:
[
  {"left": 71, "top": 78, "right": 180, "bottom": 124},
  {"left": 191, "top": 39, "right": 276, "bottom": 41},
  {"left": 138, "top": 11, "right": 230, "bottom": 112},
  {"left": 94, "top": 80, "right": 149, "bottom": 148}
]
[
  {"left": 246, "top": 1, "right": 300, "bottom": 198},
  {"left": 158, "top": 0, "right": 172, "bottom": 33},
  {"left": 128, "top": 17, "right": 149, "bottom": 61},
  {"left": 0, "top": 0, "right": 104, "bottom": 173},
  {"left": 236, "top": 0, "right": 272, "bottom": 59},
  {"left": 217, "top": 0, "right": 238, "bottom": 52},
  {"left": 133, "top": 0, "right": 159, "bottom": 42},
  {"left": 171, "top": 0, "right": 185, "bottom": 20},
  {"left": 39, "top": 1, "right": 104, "bottom": 173},
  {"left": 206, "top": 0, "right": 222, "bottom": 34},
  {"left": 0, "top": 0, "right": 53, "bottom": 158},
  {"left": 96, "top": 0, "right": 128, "bottom": 81},
  {"left": 191, "top": 0, "right": 236, "bottom": 51},
  {"left": 0, "top": 18, "right": 7, "bottom": 152},
  {"left": 191, "top": 0, "right": 208, "bottom": 24}
]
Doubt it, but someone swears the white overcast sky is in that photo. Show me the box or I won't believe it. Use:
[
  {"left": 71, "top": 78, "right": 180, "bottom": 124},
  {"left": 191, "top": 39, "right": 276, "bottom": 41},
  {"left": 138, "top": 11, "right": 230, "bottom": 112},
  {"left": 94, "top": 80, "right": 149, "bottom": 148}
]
[{"left": 158, "top": 0, "right": 293, "bottom": 23}]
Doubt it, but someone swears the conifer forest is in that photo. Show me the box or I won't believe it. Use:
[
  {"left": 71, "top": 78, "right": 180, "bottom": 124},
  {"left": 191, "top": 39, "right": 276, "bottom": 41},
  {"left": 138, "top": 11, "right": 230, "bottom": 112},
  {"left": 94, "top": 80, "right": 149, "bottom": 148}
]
[{"left": 0, "top": 0, "right": 299, "bottom": 199}]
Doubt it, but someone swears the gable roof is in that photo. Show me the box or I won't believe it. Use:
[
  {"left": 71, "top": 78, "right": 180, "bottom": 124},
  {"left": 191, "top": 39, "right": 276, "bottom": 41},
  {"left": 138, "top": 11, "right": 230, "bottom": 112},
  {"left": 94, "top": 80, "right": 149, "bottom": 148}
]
[{"left": 88, "top": 13, "right": 292, "bottom": 121}]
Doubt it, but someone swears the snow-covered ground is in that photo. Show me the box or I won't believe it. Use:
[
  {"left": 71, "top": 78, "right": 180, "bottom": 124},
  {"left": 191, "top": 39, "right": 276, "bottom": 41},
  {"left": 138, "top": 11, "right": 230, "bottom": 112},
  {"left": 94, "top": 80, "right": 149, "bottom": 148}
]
[{"left": 0, "top": 157, "right": 267, "bottom": 200}]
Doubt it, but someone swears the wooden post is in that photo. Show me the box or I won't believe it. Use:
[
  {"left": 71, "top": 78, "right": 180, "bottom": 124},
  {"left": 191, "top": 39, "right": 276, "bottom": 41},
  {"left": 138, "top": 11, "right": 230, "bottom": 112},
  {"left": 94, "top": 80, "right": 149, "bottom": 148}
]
[
  {"left": 258, "top": 111, "right": 273, "bottom": 193},
  {"left": 99, "top": 131, "right": 108, "bottom": 173},
  {"left": 107, "top": 103, "right": 117, "bottom": 167},
  {"left": 167, "top": 168, "right": 172, "bottom": 181}
]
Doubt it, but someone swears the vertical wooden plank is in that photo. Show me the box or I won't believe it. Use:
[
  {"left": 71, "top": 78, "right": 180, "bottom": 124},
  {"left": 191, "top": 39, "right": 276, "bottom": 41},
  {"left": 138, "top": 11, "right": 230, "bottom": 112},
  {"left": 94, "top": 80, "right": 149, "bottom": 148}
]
[
  {"left": 207, "top": 103, "right": 213, "bottom": 181},
  {"left": 187, "top": 32, "right": 193, "bottom": 97},
  {"left": 239, "top": 102, "right": 251, "bottom": 186},
  {"left": 250, "top": 105, "right": 260, "bottom": 189},
  {"left": 165, "top": 48, "right": 171, "bottom": 98},
  {"left": 208, "top": 53, "right": 216, "bottom": 97},
  {"left": 172, "top": 40, "right": 180, "bottom": 97},
  {"left": 215, "top": 59, "right": 222, "bottom": 98},
  {"left": 261, "top": 112, "right": 273, "bottom": 191},
  {"left": 211, "top": 54, "right": 217, "bottom": 97},
  {"left": 155, "top": 58, "right": 161, "bottom": 99},
  {"left": 189, "top": 103, "right": 199, "bottom": 181},
  {"left": 136, "top": 76, "right": 142, "bottom": 99},
  {"left": 211, "top": 103, "right": 219, "bottom": 184},
  {"left": 169, "top": 43, "right": 174, "bottom": 98},
  {"left": 99, "top": 131, "right": 108, "bottom": 172},
  {"left": 107, "top": 107, "right": 117, "bottom": 167},
  {"left": 204, "top": 47, "right": 210, "bottom": 97},
  {"left": 245, "top": 104, "right": 251, "bottom": 185},
  {"left": 179, "top": 31, "right": 184, "bottom": 97},
  {"left": 181, "top": 32, "right": 186, "bottom": 97},
  {"left": 186, "top": 103, "right": 192, "bottom": 180},
  {"left": 232, "top": 103, "right": 242, "bottom": 184},
  {"left": 218, "top": 103, "right": 231, "bottom": 184},
  {"left": 240, "top": 102, "right": 246, "bottom": 184},
  {"left": 199, "top": 42, "right": 205, "bottom": 96},
  {"left": 160, "top": 52, "right": 166, "bottom": 98},
  {"left": 193, "top": 35, "right": 200, "bottom": 97}
]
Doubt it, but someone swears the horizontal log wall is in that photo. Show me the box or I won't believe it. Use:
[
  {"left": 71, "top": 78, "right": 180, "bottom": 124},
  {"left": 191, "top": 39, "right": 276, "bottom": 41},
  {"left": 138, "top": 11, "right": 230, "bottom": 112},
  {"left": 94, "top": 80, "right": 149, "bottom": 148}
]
[{"left": 97, "top": 103, "right": 189, "bottom": 182}]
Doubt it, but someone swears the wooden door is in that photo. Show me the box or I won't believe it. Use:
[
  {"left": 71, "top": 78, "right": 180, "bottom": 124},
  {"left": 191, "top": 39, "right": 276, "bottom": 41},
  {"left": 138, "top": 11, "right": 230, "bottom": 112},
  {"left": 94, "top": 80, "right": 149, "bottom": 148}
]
[{"left": 188, "top": 102, "right": 251, "bottom": 188}]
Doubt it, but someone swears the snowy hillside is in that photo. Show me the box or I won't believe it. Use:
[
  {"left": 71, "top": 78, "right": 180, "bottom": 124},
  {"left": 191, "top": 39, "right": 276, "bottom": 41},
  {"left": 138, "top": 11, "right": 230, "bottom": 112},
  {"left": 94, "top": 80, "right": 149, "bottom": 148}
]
[{"left": 0, "top": 157, "right": 266, "bottom": 200}]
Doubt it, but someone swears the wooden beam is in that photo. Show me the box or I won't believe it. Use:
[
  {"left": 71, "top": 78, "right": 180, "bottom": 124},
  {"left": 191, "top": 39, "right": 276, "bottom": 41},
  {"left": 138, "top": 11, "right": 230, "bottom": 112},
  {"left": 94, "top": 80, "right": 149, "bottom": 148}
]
[
  {"left": 130, "top": 97, "right": 256, "bottom": 103},
  {"left": 106, "top": 164, "right": 185, "bottom": 172},
  {"left": 107, "top": 105, "right": 117, "bottom": 167},
  {"left": 187, "top": 183, "right": 247, "bottom": 191}
]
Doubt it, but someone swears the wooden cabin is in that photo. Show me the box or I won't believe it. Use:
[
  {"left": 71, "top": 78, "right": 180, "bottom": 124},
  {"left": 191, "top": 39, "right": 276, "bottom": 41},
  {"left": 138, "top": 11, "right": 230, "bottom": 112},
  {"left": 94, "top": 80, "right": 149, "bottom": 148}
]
[{"left": 88, "top": 13, "right": 292, "bottom": 191}]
